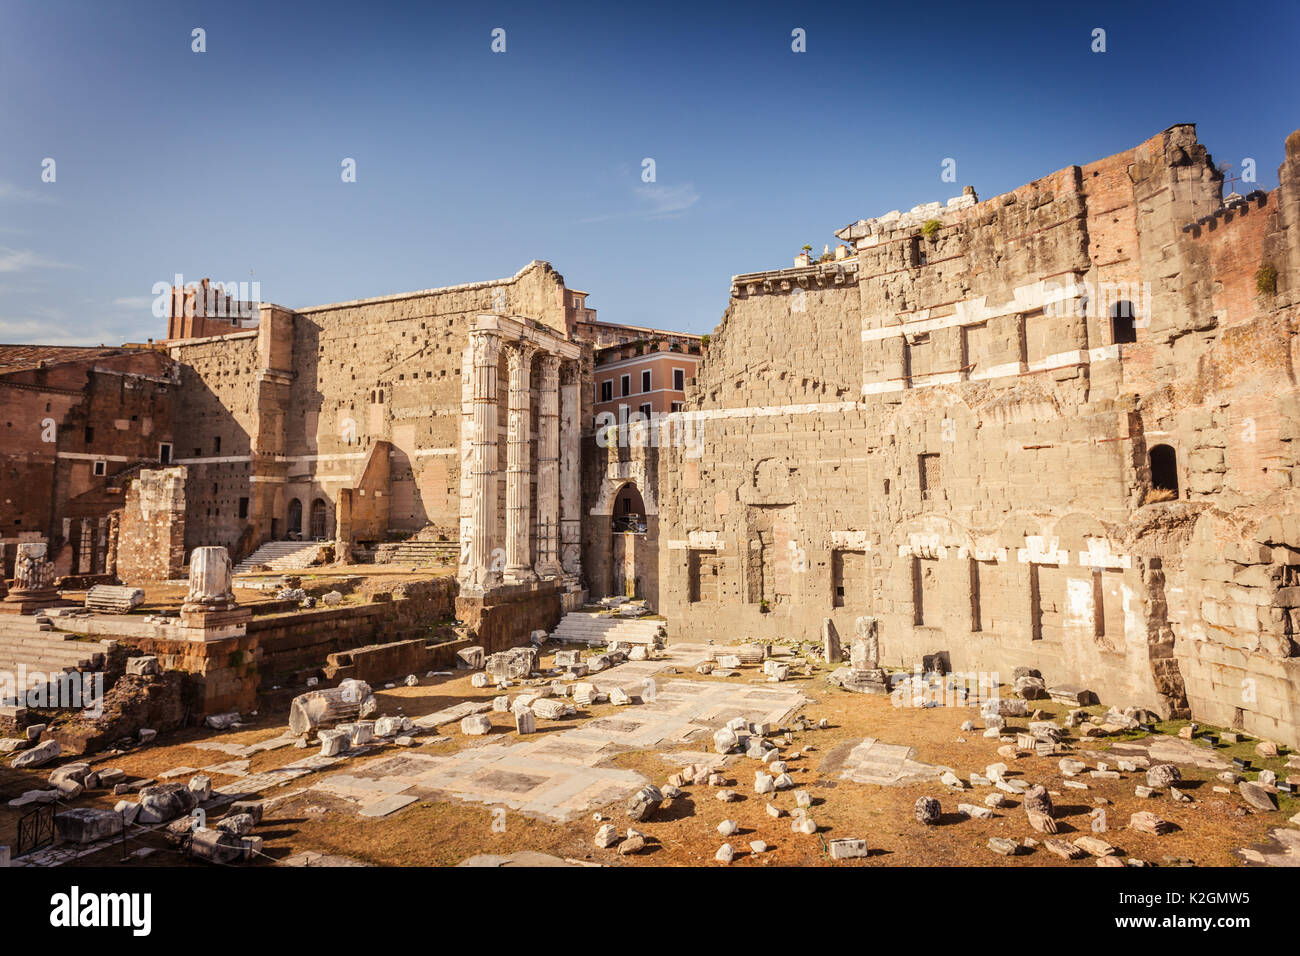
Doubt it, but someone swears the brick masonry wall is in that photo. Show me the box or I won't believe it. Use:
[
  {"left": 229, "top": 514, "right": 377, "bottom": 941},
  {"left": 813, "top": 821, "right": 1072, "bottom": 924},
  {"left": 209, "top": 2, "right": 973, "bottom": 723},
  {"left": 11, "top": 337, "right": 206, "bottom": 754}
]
[{"left": 657, "top": 124, "right": 1300, "bottom": 745}]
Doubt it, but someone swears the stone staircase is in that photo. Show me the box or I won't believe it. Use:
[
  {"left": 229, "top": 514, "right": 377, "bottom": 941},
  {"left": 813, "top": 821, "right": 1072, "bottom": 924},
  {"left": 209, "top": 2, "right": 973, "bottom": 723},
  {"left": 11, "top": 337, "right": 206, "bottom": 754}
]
[
  {"left": 374, "top": 539, "right": 458, "bottom": 567},
  {"left": 0, "top": 615, "right": 114, "bottom": 695},
  {"left": 233, "top": 541, "right": 325, "bottom": 575},
  {"left": 549, "top": 610, "right": 666, "bottom": 647}
]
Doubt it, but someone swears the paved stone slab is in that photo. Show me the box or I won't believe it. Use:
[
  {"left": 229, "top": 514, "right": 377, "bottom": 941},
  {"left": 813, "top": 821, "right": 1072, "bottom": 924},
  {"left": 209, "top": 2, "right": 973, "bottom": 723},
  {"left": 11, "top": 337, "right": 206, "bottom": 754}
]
[
  {"left": 1110, "top": 737, "right": 1232, "bottom": 771},
  {"left": 838, "top": 737, "right": 944, "bottom": 786}
]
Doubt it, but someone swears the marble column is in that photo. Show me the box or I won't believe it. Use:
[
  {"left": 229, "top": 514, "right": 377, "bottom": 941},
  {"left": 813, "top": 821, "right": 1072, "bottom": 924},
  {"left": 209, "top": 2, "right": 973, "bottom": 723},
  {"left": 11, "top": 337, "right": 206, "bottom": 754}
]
[
  {"left": 1, "top": 542, "right": 57, "bottom": 608},
  {"left": 503, "top": 341, "right": 537, "bottom": 584},
  {"left": 559, "top": 360, "right": 583, "bottom": 582},
  {"left": 460, "top": 329, "right": 502, "bottom": 591},
  {"left": 534, "top": 353, "right": 562, "bottom": 579},
  {"left": 182, "top": 546, "right": 237, "bottom": 612}
]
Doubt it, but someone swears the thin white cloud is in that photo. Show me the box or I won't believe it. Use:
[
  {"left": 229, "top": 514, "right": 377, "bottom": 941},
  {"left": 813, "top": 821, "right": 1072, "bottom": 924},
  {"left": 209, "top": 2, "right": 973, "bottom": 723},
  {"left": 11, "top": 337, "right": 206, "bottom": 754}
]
[
  {"left": 112, "top": 295, "right": 155, "bottom": 309},
  {"left": 634, "top": 182, "right": 700, "bottom": 219},
  {"left": 0, "top": 247, "right": 72, "bottom": 273},
  {"left": 579, "top": 181, "right": 702, "bottom": 225},
  {"left": 0, "top": 182, "right": 58, "bottom": 205}
]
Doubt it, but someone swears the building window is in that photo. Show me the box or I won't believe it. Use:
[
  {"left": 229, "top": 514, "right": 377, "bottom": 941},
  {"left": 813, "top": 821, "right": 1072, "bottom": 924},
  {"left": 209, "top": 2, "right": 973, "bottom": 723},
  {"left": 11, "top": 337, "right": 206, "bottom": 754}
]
[
  {"left": 641, "top": 369, "right": 651, "bottom": 392},
  {"left": 1149, "top": 444, "right": 1179, "bottom": 498},
  {"left": 671, "top": 401, "right": 683, "bottom": 412},
  {"left": 84, "top": 426, "right": 94, "bottom": 445},
  {"left": 601, "top": 380, "right": 613, "bottom": 402},
  {"left": 673, "top": 368, "right": 685, "bottom": 390},
  {"left": 93, "top": 460, "right": 106, "bottom": 477},
  {"left": 639, "top": 403, "right": 652, "bottom": 419},
  {"left": 214, "top": 436, "right": 222, "bottom": 454},
  {"left": 620, "top": 374, "right": 630, "bottom": 397},
  {"left": 159, "top": 442, "right": 172, "bottom": 465},
  {"left": 1111, "top": 301, "right": 1138, "bottom": 344},
  {"left": 238, "top": 497, "right": 249, "bottom": 519}
]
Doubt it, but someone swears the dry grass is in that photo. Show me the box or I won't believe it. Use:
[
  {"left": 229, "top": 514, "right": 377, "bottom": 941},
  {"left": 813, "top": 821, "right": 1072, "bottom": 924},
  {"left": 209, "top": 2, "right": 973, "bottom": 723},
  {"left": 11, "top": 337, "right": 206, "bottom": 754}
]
[{"left": 3, "top": 653, "right": 1292, "bottom": 867}]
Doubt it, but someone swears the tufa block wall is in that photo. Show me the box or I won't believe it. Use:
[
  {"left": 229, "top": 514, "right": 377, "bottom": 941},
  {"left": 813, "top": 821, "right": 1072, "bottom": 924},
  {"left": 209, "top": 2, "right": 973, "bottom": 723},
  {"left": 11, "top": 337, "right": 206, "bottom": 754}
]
[{"left": 658, "top": 124, "right": 1300, "bottom": 745}]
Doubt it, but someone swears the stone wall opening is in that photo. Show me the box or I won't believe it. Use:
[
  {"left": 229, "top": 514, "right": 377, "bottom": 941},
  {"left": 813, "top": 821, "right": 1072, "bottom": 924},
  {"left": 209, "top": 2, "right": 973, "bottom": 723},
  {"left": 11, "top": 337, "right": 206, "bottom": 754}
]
[
  {"left": 1111, "top": 300, "right": 1138, "bottom": 344},
  {"left": 287, "top": 498, "right": 303, "bottom": 537},
  {"left": 1150, "top": 444, "right": 1179, "bottom": 497}
]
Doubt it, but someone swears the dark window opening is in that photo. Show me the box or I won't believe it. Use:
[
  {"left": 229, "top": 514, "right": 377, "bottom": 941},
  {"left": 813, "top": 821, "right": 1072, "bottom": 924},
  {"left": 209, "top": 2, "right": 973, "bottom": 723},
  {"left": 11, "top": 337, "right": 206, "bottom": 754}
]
[
  {"left": 1111, "top": 300, "right": 1138, "bottom": 344},
  {"left": 238, "top": 497, "right": 249, "bottom": 519},
  {"left": 1149, "top": 443, "right": 1178, "bottom": 497}
]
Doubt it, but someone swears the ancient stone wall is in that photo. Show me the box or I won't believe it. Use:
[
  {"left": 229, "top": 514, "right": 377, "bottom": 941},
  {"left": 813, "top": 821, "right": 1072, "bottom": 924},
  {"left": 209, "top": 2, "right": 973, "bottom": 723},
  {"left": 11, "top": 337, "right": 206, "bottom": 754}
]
[
  {"left": 658, "top": 124, "right": 1300, "bottom": 745},
  {"left": 0, "top": 348, "right": 177, "bottom": 575},
  {"left": 166, "top": 262, "right": 573, "bottom": 561},
  {"left": 115, "top": 466, "right": 187, "bottom": 583}
]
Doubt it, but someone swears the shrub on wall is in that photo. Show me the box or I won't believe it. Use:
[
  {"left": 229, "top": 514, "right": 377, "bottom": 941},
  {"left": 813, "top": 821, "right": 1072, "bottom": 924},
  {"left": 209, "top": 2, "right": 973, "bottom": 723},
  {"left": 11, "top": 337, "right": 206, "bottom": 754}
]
[{"left": 1256, "top": 262, "right": 1278, "bottom": 296}]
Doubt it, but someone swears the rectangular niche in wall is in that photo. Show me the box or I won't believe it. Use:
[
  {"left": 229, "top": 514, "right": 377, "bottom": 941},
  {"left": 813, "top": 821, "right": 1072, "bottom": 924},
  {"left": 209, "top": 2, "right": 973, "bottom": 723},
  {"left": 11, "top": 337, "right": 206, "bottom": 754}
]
[
  {"left": 688, "top": 548, "right": 720, "bottom": 604},
  {"left": 832, "top": 549, "right": 867, "bottom": 608}
]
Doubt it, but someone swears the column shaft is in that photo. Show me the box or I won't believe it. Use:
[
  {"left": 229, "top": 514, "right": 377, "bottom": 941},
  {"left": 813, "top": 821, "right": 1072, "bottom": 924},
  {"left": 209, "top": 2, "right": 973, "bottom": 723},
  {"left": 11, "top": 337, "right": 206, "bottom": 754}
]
[
  {"left": 504, "top": 342, "right": 537, "bottom": 583},
  {"left": 559, "top": 361, "right": 583, "bottom": 582},
  {"left": 535, "top": 353, "right": 562, "bottom": 578},
  {"left": 459, "top": 329, "right": 501, "bottom": 591}
]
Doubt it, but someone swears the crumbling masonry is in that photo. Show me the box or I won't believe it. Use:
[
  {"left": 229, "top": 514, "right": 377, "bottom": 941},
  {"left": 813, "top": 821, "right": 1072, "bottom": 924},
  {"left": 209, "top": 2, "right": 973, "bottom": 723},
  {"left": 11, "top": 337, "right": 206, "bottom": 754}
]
[{"left": 657, "top": 124, "right": 1300, "bottom": 748}]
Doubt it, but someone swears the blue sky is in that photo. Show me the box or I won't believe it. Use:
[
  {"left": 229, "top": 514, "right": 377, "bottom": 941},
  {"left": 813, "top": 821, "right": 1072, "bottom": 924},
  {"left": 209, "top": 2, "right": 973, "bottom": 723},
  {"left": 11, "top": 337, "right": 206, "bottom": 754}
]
[{"left": 1, "top": 0, "right": 1297, "bottom": 345}]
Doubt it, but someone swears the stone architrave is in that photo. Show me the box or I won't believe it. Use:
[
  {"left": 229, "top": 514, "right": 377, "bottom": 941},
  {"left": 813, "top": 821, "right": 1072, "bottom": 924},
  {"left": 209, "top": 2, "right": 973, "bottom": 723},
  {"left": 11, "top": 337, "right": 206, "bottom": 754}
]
[
  {"left": 558, "top": 360, "right": 583, "bottom": 583},
  {"left": 0, "top": 542, "right": 61, "bottom": 615},
  {"left": 503, "top": 341, "right": 537, "bottom": 584},
  {"left": 459, "top": 328, "right": 502, "bottom": 593},
  {"left": 178, "top": 547, "right": 249, "bottom": 641},
  {"left": 534, "top": 353, "right": 562, "bottom": 579}
]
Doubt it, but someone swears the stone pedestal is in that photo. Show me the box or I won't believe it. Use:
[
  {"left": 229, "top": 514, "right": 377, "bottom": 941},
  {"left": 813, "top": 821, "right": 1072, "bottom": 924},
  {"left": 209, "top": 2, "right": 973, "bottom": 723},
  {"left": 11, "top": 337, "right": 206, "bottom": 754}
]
[
  {"left": 0, "top": 543, "right": 63, "bottom": 615},
  {"left": 828, "top": 616, "right": 888, "bottom": 694},
  {"left": 179, "top": 547, "right": 249, "bottom": 642}
]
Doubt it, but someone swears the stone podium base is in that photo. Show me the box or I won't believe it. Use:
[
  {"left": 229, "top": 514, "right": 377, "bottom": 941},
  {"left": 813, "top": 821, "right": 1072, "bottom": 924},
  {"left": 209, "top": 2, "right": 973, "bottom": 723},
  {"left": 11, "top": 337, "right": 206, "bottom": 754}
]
[
  {"left": 178, "top": 606, "right": 251, "bottom": 643},
  {"left": 0, "top": 593, "right": 71, "bottom": 615},
  {"left": 827, "top": 666, "right": 890, "bottom": 695}
]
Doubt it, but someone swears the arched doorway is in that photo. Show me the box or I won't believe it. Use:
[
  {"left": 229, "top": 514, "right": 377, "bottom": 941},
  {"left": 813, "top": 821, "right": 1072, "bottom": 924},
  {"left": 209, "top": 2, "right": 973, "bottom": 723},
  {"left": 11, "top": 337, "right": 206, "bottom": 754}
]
[
  {"left": 1149, "top": 444, "right": 1179, "bottom": 500},
  {"left": 287, "top": 498, "right": 303, "bottom": 538},
  {"left": 609, "top": 481, "right": 653, "bottom": 601},
  {"left": 309, "top": 498, "right": 328, "bottom": 539}
]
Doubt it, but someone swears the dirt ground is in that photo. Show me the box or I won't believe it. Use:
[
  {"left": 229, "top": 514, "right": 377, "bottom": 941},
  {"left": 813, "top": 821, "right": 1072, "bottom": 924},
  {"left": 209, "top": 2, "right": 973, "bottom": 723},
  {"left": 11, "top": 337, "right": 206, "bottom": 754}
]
[{"left": 2, "top": 647, "right": 1294, "bottom": 867}]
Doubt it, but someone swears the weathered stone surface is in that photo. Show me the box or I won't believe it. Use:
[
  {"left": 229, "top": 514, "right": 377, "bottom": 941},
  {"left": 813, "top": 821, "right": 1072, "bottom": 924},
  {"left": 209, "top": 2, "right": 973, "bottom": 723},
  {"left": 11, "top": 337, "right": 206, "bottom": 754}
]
[
  {"left": 1240, "top": 781, "right": 1278, "bottom": 811},
  {"left": 11, "top": 739, "right": 60, "bottom": 767},
  {"left": 626, "top": 784, "right": 663, "bottom": 822},
  {"left": 1129, "top": 811, "right": 1174, "bottom": 835},
  {"left": 460, "top": 714, "right": 492, "bottom": 736},
  {"left": 914, "top": 796, "right": 941, "bottom": 825},
  {"left": 55, "top": 808, "right": 125, "bottom": 844},
  {"left": 138, "top": 782, "right": 198, "bottom": 824},
  {"left": 1146, "top": 764, "right": 1182, "bottom": 788},
  {"left": 828, "top": 837, "right": 868, "bottom": 859}
]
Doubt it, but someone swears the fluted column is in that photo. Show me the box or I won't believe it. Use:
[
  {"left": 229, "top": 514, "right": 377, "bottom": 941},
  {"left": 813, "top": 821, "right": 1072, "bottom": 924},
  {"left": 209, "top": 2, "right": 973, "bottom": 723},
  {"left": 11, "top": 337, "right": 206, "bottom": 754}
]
[
  {"left": 534, "top": 353, "right": 562, "bottom": 579},
  {"left": 459, "top": 329, "right": 502, "bottom": 591},
  {"left": 559, "top": 360, "right": 583, "bottom": 582},
  {"left": 504, "top": 341, "right": 537, "bottom": 583}
]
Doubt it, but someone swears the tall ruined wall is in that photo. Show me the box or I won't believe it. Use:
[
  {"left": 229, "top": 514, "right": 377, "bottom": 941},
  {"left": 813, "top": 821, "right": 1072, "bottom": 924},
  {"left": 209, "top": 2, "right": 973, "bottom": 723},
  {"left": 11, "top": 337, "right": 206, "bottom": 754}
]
[
  {"left": 167, "top": 332, "right": 262, "bottom": 555},
  {"left": 116, "top": 466, "right": 187, "bottom": 583},
  {"left": 659, "top": 124, "right": 1300, "bottom": 744},
  {"left": 168, "top": 261, "right": 571, "bottom": 554}
]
